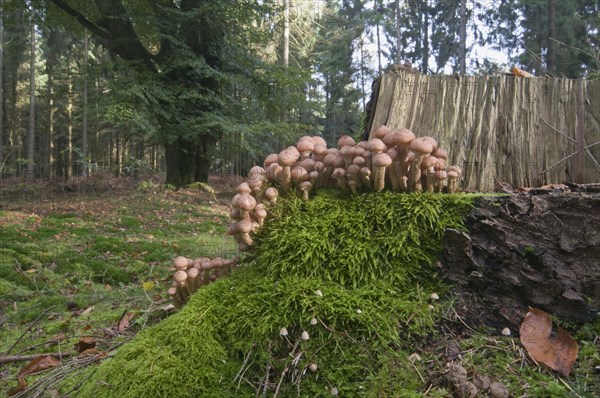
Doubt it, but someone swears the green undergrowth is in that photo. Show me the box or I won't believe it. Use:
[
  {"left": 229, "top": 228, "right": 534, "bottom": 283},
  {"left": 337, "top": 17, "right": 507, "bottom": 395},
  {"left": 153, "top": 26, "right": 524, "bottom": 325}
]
[{"left": 70, "top": 191, "right": 482, "bottom": 397}]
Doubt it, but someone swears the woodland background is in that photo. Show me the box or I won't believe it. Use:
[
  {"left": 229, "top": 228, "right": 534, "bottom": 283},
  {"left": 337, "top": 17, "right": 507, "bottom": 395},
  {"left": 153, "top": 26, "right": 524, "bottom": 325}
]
[{"left": 0, "top": 0, "right": 599, "bottom": 187}]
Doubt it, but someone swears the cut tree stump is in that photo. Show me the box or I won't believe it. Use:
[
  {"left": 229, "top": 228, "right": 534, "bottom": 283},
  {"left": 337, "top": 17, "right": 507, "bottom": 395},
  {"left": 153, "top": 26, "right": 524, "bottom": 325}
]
[{"left": 442, "top": 190, "right": 600, "bottom": 332}]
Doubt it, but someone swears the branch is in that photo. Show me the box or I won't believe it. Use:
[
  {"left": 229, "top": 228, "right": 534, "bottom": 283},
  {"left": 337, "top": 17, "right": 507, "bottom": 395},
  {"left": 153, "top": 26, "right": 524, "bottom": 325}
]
[
  {"left": 0, "top": 352, "right": 68, "bottom": 365},
  {"left": 48, "top": 0, "right": 110, "bottom": 40}
]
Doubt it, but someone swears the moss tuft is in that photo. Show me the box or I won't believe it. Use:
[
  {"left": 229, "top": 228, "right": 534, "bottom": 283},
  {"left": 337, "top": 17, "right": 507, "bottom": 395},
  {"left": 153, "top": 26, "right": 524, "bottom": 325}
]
[{"left": 72, "top": 192, "right": 480, "bottom": 397}]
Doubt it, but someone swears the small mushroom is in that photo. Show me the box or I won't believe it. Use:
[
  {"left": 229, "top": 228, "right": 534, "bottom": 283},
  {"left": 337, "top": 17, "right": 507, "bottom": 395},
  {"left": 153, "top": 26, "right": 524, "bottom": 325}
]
[
  {"left": 173, "top": 256, "right": 189, "bottom": 271},
  {"left": 235, "top": 219, "right": 255, "bottom": 247},
  {"left": 263, "top": 153, "right": 279, "bottom": 168},
  {"left": 263, "top": 187, "right": 279, "bottom": 204},
  {"left": 372, "top": 152, "right": 392, "bottom": 192},
  {"left": 309, "top": 363, "right": 318, "bottom": 372},
  {"left": 235, "top": 193, "right": 257, "bottom": 221},
  {"left": 371, "top": 125, "right": 391, "bottom": 139},
  {"left": 167, "top": 287, "right": 183, "bottom": 309},
  {"left": 297, "top": 136, "right": 315, "bottom": 159},
  {"left": 337, "top": 135, "right": 356, "bottom": 149},
  {"left": 339, "top": 145, "right": 354, "bottom": 169},
  {"left": 174, "top": 270, "right": 191, "bottom": 301},
  {"left": 332, "top": 167, "right": 350, "bottom": 193},
  {"left": 446, "top": 165, "right": 462, "bottom": 193},
  {"left": 408, "top": 137, "right": 434, "bottom": 192},
  {"left": 253, "top": 203, "right": 267, "bottom": 226},
  {"left": 297, "top": 180, "right": 313, "bottom": 201},
  {"left": 501, "top": 327, "right": 511, "bottom": 336},
  {"left": 187, "top": 267, "right": 200, "bottom": 293},
  {"left": 301, "top": 331, "right": 310, "bottom": 340},
  {"left": 278, "top": 147, "right": 301, "bottom": 191}
]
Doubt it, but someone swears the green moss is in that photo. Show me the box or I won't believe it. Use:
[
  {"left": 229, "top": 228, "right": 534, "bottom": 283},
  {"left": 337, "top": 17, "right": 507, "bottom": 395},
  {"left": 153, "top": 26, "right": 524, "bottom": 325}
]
[{"left": 72, "top": 192, "right": 480, "bottom": 397}]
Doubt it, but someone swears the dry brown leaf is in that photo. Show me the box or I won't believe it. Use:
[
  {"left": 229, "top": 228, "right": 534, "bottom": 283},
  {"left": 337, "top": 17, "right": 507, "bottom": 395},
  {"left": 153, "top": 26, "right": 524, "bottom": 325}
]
[
  {"left": 76, "top": 348, "right": 108, "bottom": 360},
  {"left": 117, "top": 312, "right": 136, "bottom": 332},
  {"left": 74, "top": 336, "right": 97, "bottom": 353},
  {"left": 18, "top": 355, "right": 61, "bottom": 377},
  {"left": 80, "top": 306, "right": 95, "bottom": 316},
  {"left": 519, "top": 307, "right": 579, "bottom": 376},
  {"left": 8, "top": 378, "right": 27, "bottom": 396}
]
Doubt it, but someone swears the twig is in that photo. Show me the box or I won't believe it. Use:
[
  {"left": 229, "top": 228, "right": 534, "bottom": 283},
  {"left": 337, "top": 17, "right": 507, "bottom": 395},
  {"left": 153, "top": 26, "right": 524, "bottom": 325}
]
[
  {"left": 0, "top": 352, "right": 69, "bottom": 365},
  {"left": 3, "top": 306, "right": 56, "bottom": 356},
  {"left": 540, "top": 117, "right": 576, "bottom": 143},
  {"left": 234, "top": 349, "right": 253, "bottom": 389}
]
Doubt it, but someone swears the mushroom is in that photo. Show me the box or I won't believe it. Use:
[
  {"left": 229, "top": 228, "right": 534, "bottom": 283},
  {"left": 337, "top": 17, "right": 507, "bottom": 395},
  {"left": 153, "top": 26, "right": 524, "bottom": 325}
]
[
  {"left": 246, "top": 174, "right": 264, "bottom": 200},
  {"left": 235, "top": 219, "right": 254, "bottom": 247},
  {"left": 248, "top": 165, "right": 265, "bottom": 177},
  {"left": 446, "top": 165, "right": 462, "bottom": 193},
  {"left": 386, "top": 128, "right": 415, "bottom": 180},
  {"left": 297, "top": 136, "right": 315, "bottom": 160},
  {"left": 290, "top": 165, "right": 309, "bottom": 186},
  {"left": 187, "top": 267, "right": 200, "bottom": 293},
  {"left": 371, "top": 125, "right": 391, "bottom": 140},
  {"left": 167, "top": 287, "right": 183, "bottom": 309},
  {"left": 253, "top": 203, "right": 267, "bottom": 226},
  {"left": 360, "top": 167, "right": 373, "bottom": 191},
  {"left": 297, "top": 180, "right": 313, "bottom": 201},
  {"left": 277, "top": 147, "right": 300, "bottom": 192},
  {"left": 174, "top": 270, "right": 191, "bottom": 301},
  {"left": 235, "top": 193, "right": 257, "bottom": 221},
  {"left": 263, "top": 153, "right": 279, "bottom": 168},
  {"left": 367, "top": 138, "right": 386, "bottom": 155},
  {"left": 372, "top": 152, "right": 392, "bottom": 192},
  {"left": 420, "top": 155, "right": 438, "bottom": 193},
  {"left": 408, "top": 137, "right": 434, "bottom": 192},
  {"left": 266, "top": 163, "right": 283, "bottom": 184},
  {"left": 311, "top": 136, "right": 327, "bottom": 147},
  {"left": 263, "top": 187, "right": 279, "bottom": 205},
  {"left": 385, "top": 147, "right": 400, "bottom": 191},
  {"left": 173, "top": 256, "right": 189, "bottom": 271},
  {"left": 339, "top": 145, "right": 354, "bottom": 169},
  {"left": 434, "top": 170, "right": 447, "bottom": 192},
  {"left": 337, "top": 135, "right": 356, "bottom": 149},
  {"left": 332, "top": 167, "right": 350, "bottom": 193}
]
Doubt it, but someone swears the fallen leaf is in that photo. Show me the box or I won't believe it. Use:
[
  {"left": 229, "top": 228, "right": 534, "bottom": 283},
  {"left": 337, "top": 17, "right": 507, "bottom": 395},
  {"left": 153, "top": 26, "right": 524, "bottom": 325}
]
[
  {"left": 519, "top": 307, "right": 579, "bottom": 376},
  {"left": 80, "top": 306, "right": 95, "bottom": 316},
  {"left": 117, "top": 312, "right": 136, "bottom": 332},
  {"left": 7, "top": 378, "right": 27, "bottom": 396},
  {"left": 74, "top": 337, "right": 97, "bottom": 353},
  {"left": 77, "top": 348, "right": 108, "bottom": 360},
  {"left": 18, "top": 355, "right": 61, "bottom": 377}
]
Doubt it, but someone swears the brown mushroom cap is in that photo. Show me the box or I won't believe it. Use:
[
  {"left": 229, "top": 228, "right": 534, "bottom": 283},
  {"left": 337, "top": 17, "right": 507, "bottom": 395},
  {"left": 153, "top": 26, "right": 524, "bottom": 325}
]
[
  {"left": 236, "top": 219, "right": 254, "bottom": 234},
  {"left": 339, "top": 145, "right": 354, "bottom": 158},
  {"left": 420, "top": 136, "right": 438, "bottom": 151},
  {"left": 187, "top": 267, "right": 200, "bottom": 279},
  {"left": 373, "top": 152, "right": 393, "bottom": 167},
  {"left": 372, "top": 125, "right": 392, "bottom": 139},
  {"left": 313, "top": 144, "right": 328, "bottom": 158},
  {"left": 323, "top": 153, "right": 339, "bottom": 167},
  {"left": 264, "top": 153, "right": 279, "bottom": 168},
  {"left": 420, "top": 155, "right": 439, "bottom": 170},
  {"left": 431, "top": 148, "right": 447, "bottom": 161},
  {"left": 337, "top": 135, "right": 356, "bottom": 148},
  {"left": 347, "top": 164, "right": 361, "bottom": 176},
  {"left": 447, "top": 165, "right": 462, "bottom": 174},
  {"left": 264, "top": 187, "right": 278, "bottom": 201},
  {"left": 297, "top": 137, "right": 315, "bottom": 154},
  {"left": 291, "top": 166, "right": 309, "bottom": 183},
  {"left": 248, "top": 165, "right": 265, "bottom": 177},
  {"left": 311, "top": 136, "right": 327, "bottom": 146},
  {"left": 352, "top": 156, "right": 366, "bottom": 167},
  {"left": 174, "top": 270, "right": 188, "bottom": 284},
  {"left": 278, "top": 147, "right": 300, "bottom": 167},
  {"left": 173, "top": 256, "right": 189, "bottom": 270},
  {"left": 409, "top": 137, "right": 434, "bottom": 155},
  {"left": 298, "top": 180, "right": 312, "bottom": 190},
  {"left": 332, "top": 167, "right": 346, "bottom": 178},
  {"left": 299, "top": 158, "right": 316, "bottom": 172},
  {"left": 236, "top": 182, "right": 252, "bottom": 194},
  {"left": 235, "top": 193, "right": 257, "bottom": 211},
  {"left": 266, "top": 163, "right": 282, "bottom": 181},
  {"left": 367, "top": 138, "right": 387, "bottom": 154}
]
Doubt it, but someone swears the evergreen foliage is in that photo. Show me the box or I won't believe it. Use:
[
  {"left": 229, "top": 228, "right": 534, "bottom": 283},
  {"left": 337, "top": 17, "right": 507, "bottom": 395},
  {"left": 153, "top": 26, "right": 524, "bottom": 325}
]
[{"left": 71, "top": 191, "right": 479, "bottom": 397}]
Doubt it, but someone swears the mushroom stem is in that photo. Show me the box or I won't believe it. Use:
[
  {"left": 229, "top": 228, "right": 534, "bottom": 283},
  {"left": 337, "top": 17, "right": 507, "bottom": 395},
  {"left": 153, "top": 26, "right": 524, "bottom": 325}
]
[{"left": 359, "top": 167, "right": 373, "bottom": 191}]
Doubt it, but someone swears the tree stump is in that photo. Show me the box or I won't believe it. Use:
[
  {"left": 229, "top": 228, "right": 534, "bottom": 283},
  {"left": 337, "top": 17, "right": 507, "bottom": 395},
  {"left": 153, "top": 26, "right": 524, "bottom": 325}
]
[{"left": 442, "top": 190, "right": 600, "bottom": 332}]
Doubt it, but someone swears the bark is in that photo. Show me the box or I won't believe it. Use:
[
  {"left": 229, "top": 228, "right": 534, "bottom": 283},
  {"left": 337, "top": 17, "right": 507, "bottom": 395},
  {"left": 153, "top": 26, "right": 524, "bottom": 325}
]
[
  {"left": 283, "top": 0, "right": 289, "bottom": 67},
  {"left": 81, "top": 30, "right": 88, "bottom": 176},
  {"left": 442, "top": 191, "right": 600, "bottom": 332},
  {"left": 165, "top": 138, "right": 196, "bottom": 187},
  {"left": 395, "top": 0, "right": 401, "bottom": 64},
  {"left": 26, "top": 19, "right": 35, "bottom": 182}
]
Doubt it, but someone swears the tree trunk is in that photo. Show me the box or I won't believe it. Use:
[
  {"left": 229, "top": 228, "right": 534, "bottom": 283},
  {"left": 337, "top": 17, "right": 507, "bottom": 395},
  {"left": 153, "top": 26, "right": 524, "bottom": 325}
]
[
  {"left": 81, "top": 30, "right": 88, "bottom": 176},
  {"left": 66, "top": 79, "right": 73, "bottom": 179},
  {"left": 442, "top": 191, "right": 600, "bottom": 331},
  {"left": 458, "top": 0, "right": 467, "bottom": 75},
  {"left": 547, "top": 0, "right": 557, "bottom": 75},
  {"left": 165, "top": 138, "right": 196, "bottom": 187},
  {"left": 283, "top": 0, "right": 289, "bottom": 67},
  {"left": 47, "top": 64, "right": 55, "bottom": 179},
  {"left": 376, "top": 0, "right": 382, "bottom": 73},
  {"left": 395, "top": 0, "right": 402, "bottom": 64},
  {"left": 26, "top": 18, "right": 35, "bottom": 182},
  {"left": 420, "top": 0, "right": 429, "bottom": 74},
  {"left": 0, "top": 2, "right": 4, "bottom": 182}
]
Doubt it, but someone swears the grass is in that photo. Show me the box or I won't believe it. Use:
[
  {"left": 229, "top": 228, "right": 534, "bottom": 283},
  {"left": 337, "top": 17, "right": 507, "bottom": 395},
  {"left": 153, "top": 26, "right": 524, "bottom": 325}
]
[
  {"left": 0, "top": 177, "right": 237, "bottom": 396},
  {"left": 0, "top": 180, "right": 598, "bottom": 398}
]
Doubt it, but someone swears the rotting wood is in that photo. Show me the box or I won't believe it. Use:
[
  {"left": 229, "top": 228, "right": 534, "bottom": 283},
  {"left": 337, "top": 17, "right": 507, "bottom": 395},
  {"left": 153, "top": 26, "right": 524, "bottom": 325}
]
[{"left": 366, "top": 71, "right": 600, "bottom": 191}]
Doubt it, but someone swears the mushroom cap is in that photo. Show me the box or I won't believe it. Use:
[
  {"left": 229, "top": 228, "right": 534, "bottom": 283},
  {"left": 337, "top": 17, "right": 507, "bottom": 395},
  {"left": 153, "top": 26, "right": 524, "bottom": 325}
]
[
  {"left": 290, "top": 166, "right": 309, "bottom": 183},
  {"left": 298, "top": 180, "right": 312, "bottom": 191},
  {"left": 264, "top": 187, "right": 279, "bottom": 200},
  {"left": 353, "top": 146, "right": 365, "bottom": 158},
  {"left": 372, "top": 125, "right": 391, "bottom": 139},
  {"left": 263, "top": 153, "right": 279, "bottom": 168},
  {"left": 431, "top": 147, "right": 448, "bottom": 160},
  {"left": 236, "top": 182, "right": 252, "bottom": 194},
  {"left": 337, "top": 135, "right": 356, "bottom": 148},
  {"left": 420, "top": 136, "right": 438, "bottom": 151},
  {"left": 409, "top": 137, "right": 434, "bottom": 156},
  {"left": 278, "top": 147, "right": 300, "bottom": 167},
  {"left": 382, "top": 130, "right": 410, "bottom": 147},
  {"left": 313, "top": 144, "right": 328, "bottom": 158},
  {"left": 227, "top": 222, "right": 239, "bottom": 235},
  {"left": 187, "top": 267, "right": 199, "bottom": 279},
  {"left": 246, "top": 174, "right": 264, "bottom": 190},
  {"left": 248, "top": 165, "right": 265, "bottom": 177},
  {"left": 314, "top": 161, "right": 325, "bottom": 172},
  {"left": 352, "top": 156, "right": 366, "bottom": 167},
  {"left": 339, "top": 145, "right": 354, "bottom": 158},
  {"left": 297, "top": 137, "right": 315, "bottom": 154},
  {"left": 173, "top": 256, "right": 189, "bottom": 270},
  {"left": 360, "top": 167, "right": 371, "bottom": 177},
  {"left": 395, "top": 128, "right": 416, "bottom": 146},
  {"left": 236, "top": 219, "right": 254, "bottom": 233},
  {"left": 447, "top": 165, "right": 462, "bottom": 175},
  {"left": 323, "top": 153, "right": 339, "bottom": 166},
  {"left": 266, "top": 163, "right": 282, "bottom": 181},
  {"left": 308, "top": 170, "right": 319, "bottom": 181},
  {"left": 299, "top": 158, "right": 315, "bottom": 172},
  {"left": 254, "top": 206, "right": 267, "bottom": 218},
  {"left": 332, "top": 167, "right": 346, "bottom": 178},
  {"left": 434, "top": 170, "right": 448, "bottom": 180},
  {"left": 373, "top": 152, "right": 392, "bottom": 167},
  {"left": 367, "top": 138, "right": 386, "bottom": 154},
  {"left": 174, "top": 270, "right": 188, "bottom": 283},
  {"left": 235, "top": 193, "right": 257, "bottom": 211},
  {"left": 386, "top": 147, "right": 400, "bottom": 160},
  {"left": 200, "top": 260, "right": 216, "bottom": 270},
  {"left": 447, "top": 170, "right": 458, "bottom": 178},
  {"left": 347, "top": 164, "right": 361, "bottom": 176},
  {"left": 311, "top": 136, "right": 327, "bottom": 146},
  {"left": 421, "top": 155, "right": 439, "bottom": 170}
]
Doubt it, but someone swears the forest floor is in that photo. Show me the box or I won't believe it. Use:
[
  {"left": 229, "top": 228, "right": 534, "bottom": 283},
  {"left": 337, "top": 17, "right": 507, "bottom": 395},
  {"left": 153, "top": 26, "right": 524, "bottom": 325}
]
[{"left": 0, "top": 174, "right": 598, "bottom": 397}]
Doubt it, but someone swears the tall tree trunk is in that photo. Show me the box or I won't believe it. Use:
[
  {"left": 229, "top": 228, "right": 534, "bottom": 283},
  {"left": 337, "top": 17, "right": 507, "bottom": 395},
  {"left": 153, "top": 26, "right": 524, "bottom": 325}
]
[
  {"left": 0, "top": 2, "right": 4, "bottom": 182},
  {"left": 395, "top": 0, "right": 402, "bottom": 64},
  {"left": 165, "top": 138, "right": 196, "bottom": 187},
  {"left": 458, "top": 0, "right": 467, "bottom": 75},
  {"left": 81, "top": 30, "right": 88, "bottom": 176},
  {"left": 283, "top": 0, "right": 289, "bottom": 67},
  {"left": 47, "top": 63, "right": 55, "bottom": 179},
  {"left": 547, "top": 0, "right": 557, "bottom": 75},
  {"left": 376, "top": 0, "right": 382, "bottom": 73},
  {"left": 66, "top": 79, "right": 73, "bottom": 179},
  {"left": 421, "top": 0, "right": 429, "bottom": 74},
  {"left": 26, "top": 19, "right": 35, "bottom": 182}
]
